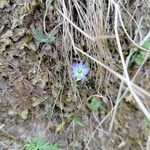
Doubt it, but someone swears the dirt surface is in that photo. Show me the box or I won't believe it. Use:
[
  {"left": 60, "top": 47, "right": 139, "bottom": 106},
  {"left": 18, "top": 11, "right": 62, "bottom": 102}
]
[{"left": 0, "top": 0, "right": 150, "bottom": 150}]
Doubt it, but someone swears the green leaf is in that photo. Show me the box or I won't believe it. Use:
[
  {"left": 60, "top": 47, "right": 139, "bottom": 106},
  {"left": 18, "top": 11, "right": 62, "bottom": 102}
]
[
  {"left": 87, "top": 97, "right": 101, "bottom": 111},
  {"left": 141, "top": 118, "right": 150, "bottom": 136},
  {"left": 56, "top": 121, "right": 66, "bottom": 133},
  {"left": 142, "top": 39, "right": 150, "bottom": 49},
  {"left": 19, "top": 110, "right": 28, "bottom": 120},
  {"left": 46, "top": 0, "right": 53, "bottom": 8},
  {"left": 25, "top": 138, "right": 45, "bottom": 150},
  {"left": 31, "top": 26, "right": 55, "bottom": 44},
  {"left": 67, "top": 114, "right": 84, "bottom": 127},
  {"left": 0, "top": 0, "right": 8, "bottom": 8},
  {"left": 48, "top": 143, "right": 59, "bottom": 150},
  {"left": 133, "top": 52, "right": 146, "bottom": 65},
  {"left": 24, "top": 138, "right": 59, "bottom": 150},
  {"left": 0, "top": 42, "right": 5, "bottom": 54},
  {"left": 73, "top": 117, "right": 85, "bottom": 127},
  {"left": 130, "top": 39, "right": 150, "bottom": 65}
]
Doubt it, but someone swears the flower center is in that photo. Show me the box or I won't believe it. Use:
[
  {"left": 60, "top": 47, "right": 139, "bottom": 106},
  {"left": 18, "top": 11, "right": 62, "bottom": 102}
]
[{"left": 77, "top": 69, "right": 83, "bottom": 75}]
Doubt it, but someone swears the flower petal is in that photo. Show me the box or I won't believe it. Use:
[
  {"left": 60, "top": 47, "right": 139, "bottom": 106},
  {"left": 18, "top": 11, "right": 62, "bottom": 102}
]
[{"left": 71, "top": 61, "right": 89, "bottom": 80}]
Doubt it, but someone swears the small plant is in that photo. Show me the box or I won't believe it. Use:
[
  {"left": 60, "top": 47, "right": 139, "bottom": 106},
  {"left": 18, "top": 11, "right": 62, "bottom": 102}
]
[
  {"left": 43, "top": 105, "right": 54, "bottom": 118},
  {"left": 68, "top": 114, "right": 85, "bottom": 127},
  {"left": 24, "top": 138, "right": 59, "bottom": 150},
  {"left": 71, "top": 61, "right": 89, "bottom": 81},
  {"left": 56, "top": 121, "right": 66, "bottom": 133},
  {"left": 131, "top": 50, "right": 146, "bottom": 65},
  {"left": 56, "top": 114, "right": 84, "bottom": 133},
  {"left": 87, "top": 97, "right": 101, "bottom": 111},
  {"left": 141, "top": 117, "right": 150, "bottom": 136},
  {"left": 0, "top": 41, "right": 5, "bottom": 54},
  {"left": 87, "top": 97, "right": 107, "bottom": 113},
  {"left": 31, "top": 25, "right": 55, "bottom": 44},
  {"left": 0, "top": 0, "right": 8, "bottom": 9},
  {"left": 131, "top": 39, "right": 150, "bottom": 65}
]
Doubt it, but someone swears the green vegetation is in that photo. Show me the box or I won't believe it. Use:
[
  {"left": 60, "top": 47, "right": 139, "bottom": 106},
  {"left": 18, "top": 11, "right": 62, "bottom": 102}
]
[
  {"left": 141, "top": 118, "right": 150, "bottom": 136},
  {"left": 87, "top": 97, "right": 101, "bottom": 111},
  {"left": 87, "top": 97, "right": 107, "bottom": 113},
  {"left": 0, "top": 0, "right": 150, "bottom": 149},
  {"left": 31, "top": 26, "right": 55, "bottom": 44},
  {"left": 56, "top": 114, "right": 84, "bottom": 133},
  {"left": 24, "top": 138, "right": 59, "bottom": 150},
  {"left": 131, "top": 39, "right": 150, "bottom": 65}
]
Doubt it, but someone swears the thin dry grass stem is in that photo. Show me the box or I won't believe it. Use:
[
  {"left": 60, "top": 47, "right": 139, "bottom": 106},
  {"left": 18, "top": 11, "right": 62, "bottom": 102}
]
[
  {"left": 61, "top": 0, "right": 83, "bottom": 105},
  {"left": 108, "top": 46, "right": 137, "bottom": 130},
  {"left": 0, "top": 124, "right": 4, "bottom": 129},
  {"left": 146, "top": 135, "right": 150, "bottom": 150},
  {"left": 133, "top": 17, "right": 143, "bottom": 42},
  {"left": 74, "top": 46, "right": 150, "bottom": 97},
  {"left": 57, "top": 8, "right": 95, "bottom": 41},
  {"left": 86, "top": 92, "right": 131, "bottom": 148},
  {"left": 109, "top": 48, "right": 138, "bottom": 132},
  {"left": 141, "top": 32, "right": 150, "bottom": 45},
  {"left": 43, "top": 0, "right": 53, "bottom": 35},
  {"left": 86, "top": 96, "right": 127, "bottom": 148},
  {"left": 50, "top": 21, "right": 63, "bottom": 35},
  {"left": 50, "top": 88, "right": 62, "bottom": 121},
  {"left": 92, "top": 112, "right": 100, "bottom": 124},
  {"left": 133, "top": 84, "right": 150, "bottom": 98},
  {"left": 0, "top": 128, "right": 17, "bottom": 140},
  {"left": 109, "top": 3, "right": 150, "bottom": 132},
  {"left": 119, "top": 1, "right": 139, "bottom": 27},
  {"left": 73, "top": 0, "right": 89, "bottom": 31},
  {"left": 0, "top": 142, "right": 7, "bottom": 148},
  {"left": 120, "top": 2, "right": 143, "bottom": 42},
  {"left": 85, "top": 0, "right": 112, "bottom": 88},
  {"left": 69, "top": 44, "right": 149, "bottom": 147},
  {"left": 57, "top": 8, "right": 115, "bottom": 40},
  {"left": 105, "top": 0, "right": 111, "bottom": 29},
  {"left": 118, "top": 9, "right": 149, "bottom": 52},
  {"left": 130, "top": 54, "right": 149, "bottom": 91},
  {"left": 145, "top": 0, "right": 150, "bottom": 7},
  {"left": 112, "top": 1, "right": 150, "bottom": 51},
  {"left": 68, "top": 31, "right": 83, "bottom": 104},
  {"left": 109, "top": 80, "right": 124, "bottom": 132},
  {"left": 43, "top": 0, "right": 48, "bottom": 35},
  {"left": 64, "top": 0, "right": 112, "bottom": 107},
  {"left": 57, "top": 0, "right": 150, "bottom": 147},
  {"left": 86, "top": 94, "right": 108, "bottom": 103},
  {"left": 57, "top": 0, "right": 71, "bottom": 126},
  {"left": 57, "top": 1, "right": 150, "bottom": 97},
  {"left": 85, "top": 109, "right": 112, "bottom": 148},
  {"left": 113, "top": 0, "right": 150, "bottom": 120},
  {"left": 74, "top": 44, "right": 149, "bottom": 136}
]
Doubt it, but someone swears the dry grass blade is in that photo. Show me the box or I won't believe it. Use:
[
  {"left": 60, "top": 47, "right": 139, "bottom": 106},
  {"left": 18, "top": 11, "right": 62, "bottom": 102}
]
[
  {"left": 74, "top": 46, "right": 150, "bottom": 97},
  {"left": 1, "top": 0, "right": 150, "bottom": 149},
  {"left": 111, "top": 0, "right": 150, "bottom": 120}
]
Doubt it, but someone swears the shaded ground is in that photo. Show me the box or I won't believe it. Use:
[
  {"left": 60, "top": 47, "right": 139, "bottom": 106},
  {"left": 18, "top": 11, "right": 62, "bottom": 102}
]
[{"left": 0, "top": 0, "right": 150, "bottom": 150}]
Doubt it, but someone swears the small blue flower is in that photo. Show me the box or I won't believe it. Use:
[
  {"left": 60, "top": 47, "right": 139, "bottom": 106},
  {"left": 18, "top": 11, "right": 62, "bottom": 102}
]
[{"left": 71, "top": 61, "right": 89, "bottom": 80}]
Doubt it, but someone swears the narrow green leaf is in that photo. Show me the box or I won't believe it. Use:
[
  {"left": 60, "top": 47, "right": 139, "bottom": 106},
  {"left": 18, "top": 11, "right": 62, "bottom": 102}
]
[
  {"left": 73, "top": 117, "right": 85, "bottom": 127},
  {"left": 0, "top": 42, "right": 5, "bottom": 54}
]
